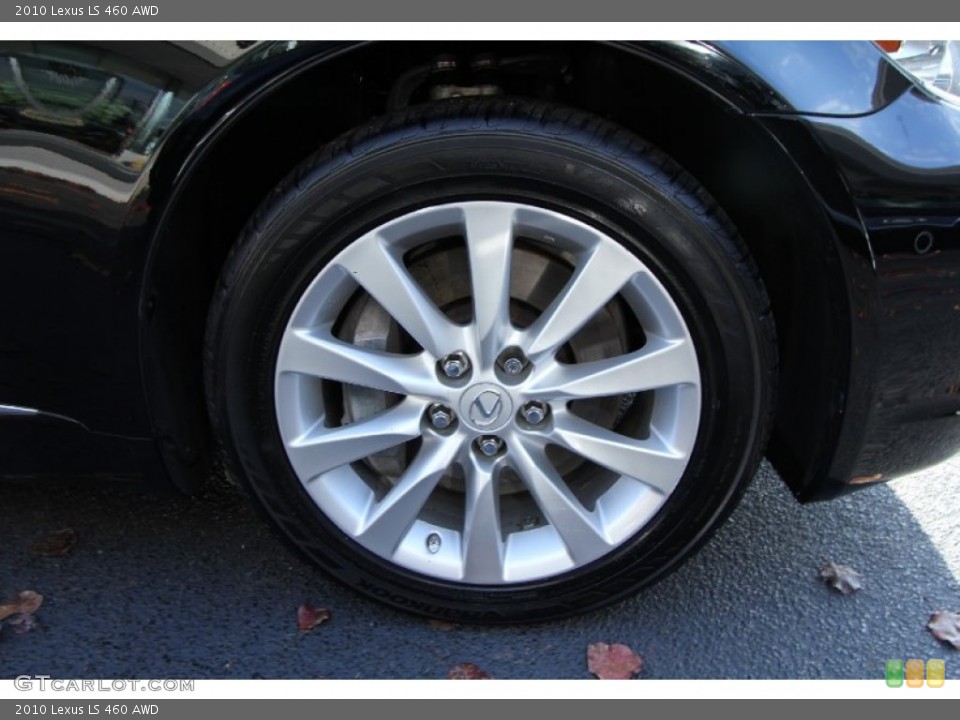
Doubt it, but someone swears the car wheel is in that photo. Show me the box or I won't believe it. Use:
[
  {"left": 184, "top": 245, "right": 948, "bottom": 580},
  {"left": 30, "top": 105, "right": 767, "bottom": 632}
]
[{"left": 205, "top": 99, "right": 776, "bottom": 623}]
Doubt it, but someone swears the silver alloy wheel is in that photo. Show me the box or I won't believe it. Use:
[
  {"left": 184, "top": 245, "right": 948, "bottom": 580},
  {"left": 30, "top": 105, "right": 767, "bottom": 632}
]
[{"left": 274, "top": 201, "right": 701, "bottom": 585}]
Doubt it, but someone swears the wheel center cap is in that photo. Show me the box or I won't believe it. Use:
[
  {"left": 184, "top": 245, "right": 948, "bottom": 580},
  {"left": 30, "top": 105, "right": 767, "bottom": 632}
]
[{"left": 459, "top": 383, "right": 514, "bottom": 432}]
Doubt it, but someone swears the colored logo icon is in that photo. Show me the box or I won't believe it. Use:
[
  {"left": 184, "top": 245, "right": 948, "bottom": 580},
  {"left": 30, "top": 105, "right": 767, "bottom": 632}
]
[
  {"left": 927, "top": 659, "right": 945, "bottom": 688},
  {"left": 887, "top": 659, "right": 946, "bottom": 687},
  {"left": 906, "top": 659, "right": 925, "bottom": 687},
  {"left": 885, "top": 659, "right": 904, "bottom": 687}
]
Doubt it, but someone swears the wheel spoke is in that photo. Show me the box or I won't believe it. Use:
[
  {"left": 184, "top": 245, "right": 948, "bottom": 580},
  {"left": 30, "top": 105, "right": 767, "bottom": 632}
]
[
  {"left": 549, "top": 410, "right": 687, "bottom": 495},
  {"left": 461, "top": 453, "right": 505, "bottom": 583},
  {"left": 285, "top": 398, "right": 426, "bottom": 481},
  {"left": 357, "top": 437, "right": 460, "bottom": 556},
  {"left": 510, "top": 441, "right": 612, "bottom": 563},
  {"left": 463, "top": 203, "right": 516, "bottom": 364},
  {"left": 336, "top": 234, "right": 464, "bottom": 358},
  {"left": 522, "top": 240, "right": 638, "bottom": 357},
  {"left": 278, "top": 327, "right": 438, "bottom": 397},
  {"left": 527, "top": 336, "right": 699, "bottom": 400}
]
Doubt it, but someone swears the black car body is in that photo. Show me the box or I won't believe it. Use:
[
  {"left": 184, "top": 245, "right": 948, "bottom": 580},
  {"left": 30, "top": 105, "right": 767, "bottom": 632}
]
[{"left": 1, "top": 40, "right": 958, "bottom": 621}]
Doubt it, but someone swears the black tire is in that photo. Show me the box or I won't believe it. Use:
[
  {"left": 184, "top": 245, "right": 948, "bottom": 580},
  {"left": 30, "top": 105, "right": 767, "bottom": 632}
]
[{"left": 205, "top": 99, "right": 776, "bottom": 623}]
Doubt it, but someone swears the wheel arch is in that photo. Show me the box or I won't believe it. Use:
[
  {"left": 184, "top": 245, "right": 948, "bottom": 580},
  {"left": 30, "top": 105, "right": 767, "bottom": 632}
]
[
  {"left": 138, "top": 41, "right": 371, "bottom": 490},
  {"left": 139, "top": 40, "right": 863, "bottom": 499}
]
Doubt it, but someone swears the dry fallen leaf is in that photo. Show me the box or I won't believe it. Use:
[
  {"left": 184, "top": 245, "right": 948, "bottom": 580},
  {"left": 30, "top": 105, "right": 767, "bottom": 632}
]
[
  {"left": 820, "top": 562, "right": 863, "bottom": 595},
  {"left": 448, "top": 663, "right": 491, "bottom": 679},
  {"left": 428, "top": 619, "right": 457, "bottom": 631},
  {"left": 927, "top": 610, "right": 960, "bottom": 649},
  {"left": 8, "top": 613, "right": 40, "bottom": 634},
  {"left": 297, "top": 603, "right": 331, "bottom": 632},
  {"left": 587, "top": 642, "right": 643, "bottom": 679},
  {"left": 0, "top": 591, "right": 44, "bottom": 621},
  {"left": 32, "top": 528, "right": 78, "bottom": 557}
]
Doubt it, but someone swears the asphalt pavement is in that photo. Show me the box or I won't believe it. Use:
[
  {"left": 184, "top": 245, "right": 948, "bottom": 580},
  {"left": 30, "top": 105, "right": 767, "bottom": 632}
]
[{"left": 1, "top": 456, "right": 958, "bottom": 680}]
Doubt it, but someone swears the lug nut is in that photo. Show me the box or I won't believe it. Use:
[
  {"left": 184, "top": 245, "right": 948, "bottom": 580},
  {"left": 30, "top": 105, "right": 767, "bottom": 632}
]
[
  {"left": 428, "top": 404, "right": 455, "bottom": 429},
  {"left": 497, "top": 348, "right": 528, "bottom": 377},
  {"left": 477, "top": 436, "right": 503, "bottom": 457},
  {"left": 521, "top": 401, "right": 548, "bottom": 425},
  {"left": 502, "top": 357, "right": 524, "bottom": 376},
  {"left": 440, "top": 351, "right": 470, "bottom": 379}
]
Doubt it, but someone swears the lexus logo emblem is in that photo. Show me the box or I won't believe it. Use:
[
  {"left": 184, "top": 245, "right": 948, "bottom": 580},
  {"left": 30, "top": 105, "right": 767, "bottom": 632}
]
[
  {"left": 470, "top": 390, "right": 503, "bottom": 427},
  {"left": 459, "top": 383, "right": 513, "bottom": 432}
]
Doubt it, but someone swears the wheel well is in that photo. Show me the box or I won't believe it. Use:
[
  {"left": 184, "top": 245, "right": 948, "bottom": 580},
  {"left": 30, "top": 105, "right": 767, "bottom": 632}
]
[{"left": 144, "top": 41, "right": 851, "bottom": 496}]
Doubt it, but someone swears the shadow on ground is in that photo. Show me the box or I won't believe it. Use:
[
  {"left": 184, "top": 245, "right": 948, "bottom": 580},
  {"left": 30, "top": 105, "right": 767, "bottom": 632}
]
[{"left": 1, "top": 462, "right": 956, "bottom": 679}]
